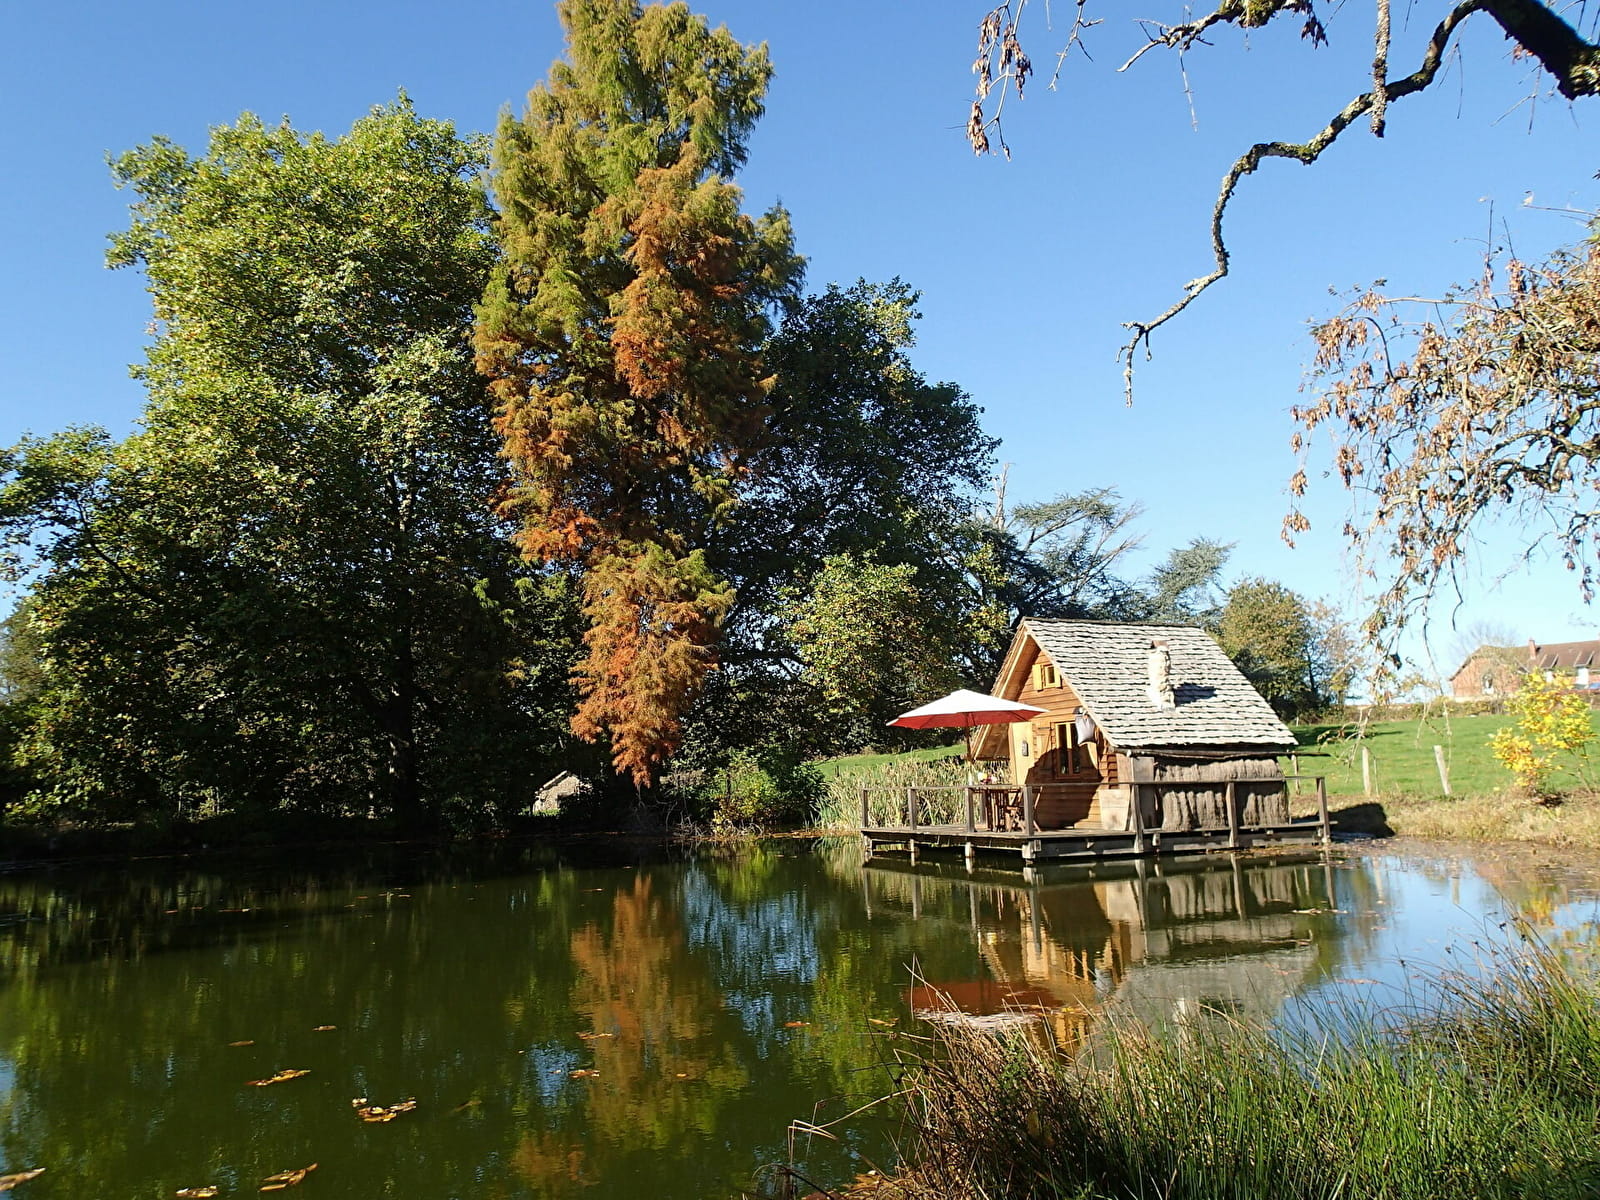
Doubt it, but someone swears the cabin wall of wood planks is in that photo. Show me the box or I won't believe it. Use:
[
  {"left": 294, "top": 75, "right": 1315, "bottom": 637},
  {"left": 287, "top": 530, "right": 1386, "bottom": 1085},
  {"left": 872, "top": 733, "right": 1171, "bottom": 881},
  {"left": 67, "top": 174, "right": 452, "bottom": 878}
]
[{"left": 991, "top": 642, "right": 1124, "bottom": 829}]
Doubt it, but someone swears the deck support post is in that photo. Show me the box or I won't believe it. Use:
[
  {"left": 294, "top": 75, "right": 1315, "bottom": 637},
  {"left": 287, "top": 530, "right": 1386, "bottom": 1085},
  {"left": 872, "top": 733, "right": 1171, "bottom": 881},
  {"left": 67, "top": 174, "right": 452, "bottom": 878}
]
[
  {"left": 1132, "top": 785, "right": 1148, "bottom": 856},
  {"left": 1316, "top": 776, "right": 1331, "bottom": 846},
  {"left": 860, "top": 786, "right": 870, "bottom": 831},
  {"left": 964, "top": 841, "right": 976, "bottom": 868},
  {"left": 1022, "top": 786, "right": 1035, "bottom": 837},
  {"left": 964, "top": 786, "right": 976, "bottom": 833},
  {"left": 1224, "top": 780, "right": 1240, "bottom": 849},
  {"left": 906, "top": 786, "right": 918, "bottom": 831}
]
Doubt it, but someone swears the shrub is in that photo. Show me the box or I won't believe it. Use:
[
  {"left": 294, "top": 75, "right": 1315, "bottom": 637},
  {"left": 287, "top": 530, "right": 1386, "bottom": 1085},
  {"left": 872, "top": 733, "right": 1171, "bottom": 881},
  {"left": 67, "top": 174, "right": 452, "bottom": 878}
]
[
  {"left": 1491, "top": 673, "right": 1597, "bottom": 798},
  {"left": 697, "top": 748, "right": 823, "bottom": 830}
]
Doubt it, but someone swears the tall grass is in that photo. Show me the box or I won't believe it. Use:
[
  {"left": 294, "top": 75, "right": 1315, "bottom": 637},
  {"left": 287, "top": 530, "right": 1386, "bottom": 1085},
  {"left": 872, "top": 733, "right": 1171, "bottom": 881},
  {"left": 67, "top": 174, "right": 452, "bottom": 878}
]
[
  {"left": 815, "top": 758, "right": 970, "bottom": 831},
  {"left": 855, "top": 936, "right": 1600, "bottom": 1199}
]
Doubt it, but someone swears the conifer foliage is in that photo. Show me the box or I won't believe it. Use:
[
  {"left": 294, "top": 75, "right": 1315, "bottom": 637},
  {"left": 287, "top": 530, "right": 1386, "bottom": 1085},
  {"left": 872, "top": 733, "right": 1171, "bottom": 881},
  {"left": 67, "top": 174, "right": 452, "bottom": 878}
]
[{"left": 476, "top": 0, "right": 801, "bottom": 785}]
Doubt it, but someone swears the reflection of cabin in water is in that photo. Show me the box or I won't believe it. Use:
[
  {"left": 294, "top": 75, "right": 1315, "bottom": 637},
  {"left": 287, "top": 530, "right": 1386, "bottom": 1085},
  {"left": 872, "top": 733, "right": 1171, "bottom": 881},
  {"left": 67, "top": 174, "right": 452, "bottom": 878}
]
[
  {"left": 861, "top": 853, "right": 1336, "bottom": 1049},
  {"left": 863, "top": 620, "right": 1327, "bottom": 861}
]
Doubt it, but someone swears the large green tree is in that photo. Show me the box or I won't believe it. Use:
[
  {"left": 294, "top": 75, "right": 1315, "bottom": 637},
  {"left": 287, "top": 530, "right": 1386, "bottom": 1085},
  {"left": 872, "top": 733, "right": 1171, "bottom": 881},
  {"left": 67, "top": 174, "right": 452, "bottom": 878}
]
[
  {"left": 1217, "top": 577, "right": 1324, "bottom": 718},
  {"left": 679, "top": 280, "right": 999, "bottom": 761},
  {"left": 0, "top": 101, "right": 574, "bottom": 826},
  {"left": 476, "top": 0, "right": 802, "bottom": 786}
]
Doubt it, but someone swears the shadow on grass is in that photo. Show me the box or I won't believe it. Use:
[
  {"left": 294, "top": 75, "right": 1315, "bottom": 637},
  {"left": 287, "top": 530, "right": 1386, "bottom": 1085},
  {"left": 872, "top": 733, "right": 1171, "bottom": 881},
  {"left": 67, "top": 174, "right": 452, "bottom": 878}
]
[{"left": 1331, "top": 801, "right": 1393, "bottom": 838}]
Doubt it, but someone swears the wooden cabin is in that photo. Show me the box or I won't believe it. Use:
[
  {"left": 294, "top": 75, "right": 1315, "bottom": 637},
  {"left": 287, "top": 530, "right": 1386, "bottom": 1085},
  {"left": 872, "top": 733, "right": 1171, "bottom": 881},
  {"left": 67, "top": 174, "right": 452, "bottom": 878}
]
[{"left": 972, "top": 619, "right": 1298, "bottom": 835}]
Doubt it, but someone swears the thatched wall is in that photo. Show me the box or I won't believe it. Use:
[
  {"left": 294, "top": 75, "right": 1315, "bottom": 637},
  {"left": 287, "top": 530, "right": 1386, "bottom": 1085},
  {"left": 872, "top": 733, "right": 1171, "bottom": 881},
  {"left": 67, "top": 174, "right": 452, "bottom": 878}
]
[{"left": 1130, "top": 755, "right": 1290, "bottom": 831}]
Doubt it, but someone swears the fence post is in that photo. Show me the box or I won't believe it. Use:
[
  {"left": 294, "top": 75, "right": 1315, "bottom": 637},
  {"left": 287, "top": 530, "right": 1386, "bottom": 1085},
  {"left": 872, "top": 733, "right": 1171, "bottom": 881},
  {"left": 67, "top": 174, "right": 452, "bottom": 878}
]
[
  {"left": 1316, "top": 776, "right": 1331, "bottom": 846},
  {"left": 1433, "top": 745, "right": 1452, "bottom": 796},
  {"left": 1360, "top": 744, "right": 1373, "bottom": 797},
  {"left": 860, "top": 786, "right": 870, "bottom": 830},
  {"left": 1022, "top": 786, "right": 1035, "bottom": 837},
  {"left": 1225, "top": 780, "right": 1240, "bottom": 849},
  {"left": 965, "top": 786, "right": 976, "bottom": 833},
  {"left": 906, "top": 786, "right": 918, "bottom": 831},
  {"left": 1290, "top": 753, "right": 1300, "bottom": 794}
]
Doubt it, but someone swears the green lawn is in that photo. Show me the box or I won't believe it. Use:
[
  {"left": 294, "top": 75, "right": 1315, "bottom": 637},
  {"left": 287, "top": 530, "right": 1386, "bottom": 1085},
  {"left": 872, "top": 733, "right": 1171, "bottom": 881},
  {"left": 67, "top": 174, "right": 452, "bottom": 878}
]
[{"left": 1286, "top": 712, "right": 1599, "bottom": 799}]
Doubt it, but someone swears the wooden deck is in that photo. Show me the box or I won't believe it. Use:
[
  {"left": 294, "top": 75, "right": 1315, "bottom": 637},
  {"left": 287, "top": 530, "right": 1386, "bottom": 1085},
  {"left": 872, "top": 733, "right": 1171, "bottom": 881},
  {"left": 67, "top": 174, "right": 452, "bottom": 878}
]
[{"left": 862, "top": 818, "right": 1328, "bottom": 863}]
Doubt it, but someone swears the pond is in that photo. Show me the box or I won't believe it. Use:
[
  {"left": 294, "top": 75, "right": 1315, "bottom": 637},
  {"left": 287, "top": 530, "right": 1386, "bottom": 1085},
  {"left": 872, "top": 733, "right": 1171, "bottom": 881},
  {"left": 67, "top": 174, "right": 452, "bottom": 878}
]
[{"left": 0, "top": 837, "right": 1596, "bottom": 1198}]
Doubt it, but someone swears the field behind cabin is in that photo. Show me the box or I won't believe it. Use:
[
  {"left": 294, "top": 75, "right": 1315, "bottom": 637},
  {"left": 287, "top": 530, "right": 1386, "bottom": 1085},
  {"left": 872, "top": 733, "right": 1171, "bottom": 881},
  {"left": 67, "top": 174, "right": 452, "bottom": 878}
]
[{"left": 1289, "top": 712, "right": 1599, "bottom": 799}]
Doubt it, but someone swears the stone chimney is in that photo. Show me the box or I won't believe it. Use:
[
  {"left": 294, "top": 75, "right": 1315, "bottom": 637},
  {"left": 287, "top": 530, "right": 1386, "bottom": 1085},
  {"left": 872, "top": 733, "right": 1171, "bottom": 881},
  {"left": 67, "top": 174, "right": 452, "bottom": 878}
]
[{"left": 1147, "top": 638, "right": 1175, "bottom": 710}]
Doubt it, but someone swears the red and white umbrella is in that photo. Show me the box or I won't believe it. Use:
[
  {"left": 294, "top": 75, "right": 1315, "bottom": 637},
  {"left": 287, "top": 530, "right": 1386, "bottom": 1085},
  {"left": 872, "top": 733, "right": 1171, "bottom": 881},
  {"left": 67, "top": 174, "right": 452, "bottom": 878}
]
[{"left": 888, "top": 688, "right": 1046, "bottom": 764}]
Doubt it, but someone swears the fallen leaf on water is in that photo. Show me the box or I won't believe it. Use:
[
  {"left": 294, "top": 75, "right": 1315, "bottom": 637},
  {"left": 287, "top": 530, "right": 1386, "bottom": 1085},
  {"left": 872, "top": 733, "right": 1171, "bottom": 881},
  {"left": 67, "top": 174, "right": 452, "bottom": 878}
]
[
  {"left": 0, "top": 1168, "right": 44, "bottom": 1191},
  {"left": 868, "top": 1018, "right": 896, "bottom": 1026},
  {"left": 176, "top": 1188, "right": 220, "bottom": 1198},
  {"left": 675, "top": 1073, "right": 689, "bottom": 1079},
  {"left": 351, "top": 1097, "right": 418, "bottom": 1123},
  {"left": 569, "top": 1069, "right": 600, "bottom": 1079},
  {"left": 452, "top": 1099, "right": 482, "bottom": 1113},
  {"left": 576, "top": 1031, "right": 614, "bottom": 1040},
  {"left": 312, "top": 1025, "right": 337, "bottom": 1032},
  {"left": 247, "top": 1069, "right": 310, "bottom": 1087},
  {"left": 228, "top": 1040, "right": 256, "bottom": 1048},
  {"left": 260, "top": 1163, "right": 317, "bottom": 1192},
  {"left": 784, "top": 1021, "right": 809, "bottom": 1028}
]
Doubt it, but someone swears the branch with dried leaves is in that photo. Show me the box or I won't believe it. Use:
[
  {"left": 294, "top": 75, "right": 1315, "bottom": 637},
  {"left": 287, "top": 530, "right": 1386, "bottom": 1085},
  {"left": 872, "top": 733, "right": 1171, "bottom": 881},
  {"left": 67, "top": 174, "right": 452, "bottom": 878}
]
[
  {"left": 968, "top": 0, "right": 1600, "bottom": 400},
  {"left": 1286, "top": 238, "right": 1600, "bottom": 651}
]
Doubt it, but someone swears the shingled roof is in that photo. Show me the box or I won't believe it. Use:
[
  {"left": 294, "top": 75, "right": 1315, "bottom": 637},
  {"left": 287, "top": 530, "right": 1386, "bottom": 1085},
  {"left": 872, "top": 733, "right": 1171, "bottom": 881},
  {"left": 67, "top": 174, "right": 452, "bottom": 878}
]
[{"left": 1011, "top": 619, "right": 1296, "bottom": 753}]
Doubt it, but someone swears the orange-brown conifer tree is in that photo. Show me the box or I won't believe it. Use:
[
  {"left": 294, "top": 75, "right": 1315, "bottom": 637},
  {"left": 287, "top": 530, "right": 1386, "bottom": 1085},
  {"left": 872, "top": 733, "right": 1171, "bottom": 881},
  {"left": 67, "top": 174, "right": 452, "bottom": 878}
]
[{"left": 475, "top": 0, "right": 801, "bottom": 785}]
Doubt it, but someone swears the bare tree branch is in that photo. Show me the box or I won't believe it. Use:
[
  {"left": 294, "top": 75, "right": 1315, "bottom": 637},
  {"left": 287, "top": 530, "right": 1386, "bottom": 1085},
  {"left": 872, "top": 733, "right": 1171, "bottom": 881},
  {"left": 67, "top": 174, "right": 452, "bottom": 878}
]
[{"left": 969, "top": 0, "right": 1600, "bottom": 402}]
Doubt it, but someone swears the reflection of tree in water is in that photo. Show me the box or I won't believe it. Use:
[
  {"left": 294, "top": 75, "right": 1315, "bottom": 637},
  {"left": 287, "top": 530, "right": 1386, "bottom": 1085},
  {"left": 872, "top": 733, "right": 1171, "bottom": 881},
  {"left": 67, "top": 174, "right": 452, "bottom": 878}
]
[{"left": 561, "top": 873, "right": 750, "bottom": 1155}]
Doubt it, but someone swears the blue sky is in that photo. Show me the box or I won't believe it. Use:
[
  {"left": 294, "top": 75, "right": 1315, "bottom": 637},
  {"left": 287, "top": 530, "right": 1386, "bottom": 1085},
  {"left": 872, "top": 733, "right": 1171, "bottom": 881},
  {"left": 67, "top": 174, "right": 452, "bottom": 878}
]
[{"left": 2, "top": 0, "right": 1595, "bottom": 676}]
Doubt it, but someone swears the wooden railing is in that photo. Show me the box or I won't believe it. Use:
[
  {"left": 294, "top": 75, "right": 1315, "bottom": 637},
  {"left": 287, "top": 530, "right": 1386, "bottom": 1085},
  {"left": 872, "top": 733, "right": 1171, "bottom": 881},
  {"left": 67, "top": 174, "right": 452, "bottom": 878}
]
[
  {"left": 1129, "top": 774, "right": 1329, "bottom": 850},
  {"left": 861, "top": 775, "right": 1331, "bottom": 846}
]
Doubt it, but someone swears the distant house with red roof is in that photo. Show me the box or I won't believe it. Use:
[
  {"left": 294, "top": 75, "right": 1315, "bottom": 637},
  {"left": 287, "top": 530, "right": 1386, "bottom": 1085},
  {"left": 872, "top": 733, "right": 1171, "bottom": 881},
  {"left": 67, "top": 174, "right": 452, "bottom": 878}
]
[{"left": 1449, "top": 638, "right": 1600, "bottom": 699}]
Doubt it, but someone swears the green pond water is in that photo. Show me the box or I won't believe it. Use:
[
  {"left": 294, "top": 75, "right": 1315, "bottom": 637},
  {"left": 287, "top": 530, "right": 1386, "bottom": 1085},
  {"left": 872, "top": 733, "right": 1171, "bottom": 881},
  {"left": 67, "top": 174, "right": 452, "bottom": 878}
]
[{"left": 0, "top": 837, "right": 1597, "bottom": 1199}]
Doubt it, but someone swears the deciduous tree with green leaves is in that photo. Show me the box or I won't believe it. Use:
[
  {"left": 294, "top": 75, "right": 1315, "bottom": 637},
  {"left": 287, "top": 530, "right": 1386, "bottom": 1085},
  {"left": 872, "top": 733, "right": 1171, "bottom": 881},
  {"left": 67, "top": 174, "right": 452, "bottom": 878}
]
[
  {"left": 0, "top": 100, "right": 575, "bottom": 826},
  {"left": 783, "top": 554, "right": 964, "bottom": 748},
  {"left": 1217, "top": 577, "right": 1325, "bottom": 718},
  {"left": 475, "top": 0, "right": 802, "bottom": 786}
]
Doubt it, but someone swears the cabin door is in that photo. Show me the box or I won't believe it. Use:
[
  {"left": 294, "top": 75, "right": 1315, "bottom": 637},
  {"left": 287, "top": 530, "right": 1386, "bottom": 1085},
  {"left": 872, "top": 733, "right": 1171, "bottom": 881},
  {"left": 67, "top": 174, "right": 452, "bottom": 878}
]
[{"left": 1008, "top": 722, "right": 1033, "bottom": 786}]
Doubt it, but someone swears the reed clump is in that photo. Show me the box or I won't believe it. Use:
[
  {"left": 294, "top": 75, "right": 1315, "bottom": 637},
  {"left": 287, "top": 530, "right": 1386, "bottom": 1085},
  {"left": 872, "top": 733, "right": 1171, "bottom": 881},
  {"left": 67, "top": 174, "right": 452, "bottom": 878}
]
[
  {"left": 815, "top": 758, "right": 969, "bottom": 831},
  {"left": 860, "top": 938, "right": 1600, "bottom": 1199}
]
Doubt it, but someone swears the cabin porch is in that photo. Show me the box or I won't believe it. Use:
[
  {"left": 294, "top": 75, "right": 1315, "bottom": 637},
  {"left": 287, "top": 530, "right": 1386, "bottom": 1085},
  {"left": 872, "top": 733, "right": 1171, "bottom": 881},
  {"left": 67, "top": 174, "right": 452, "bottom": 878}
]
[{"left": 858, "top": 775, "right": 1331, "bottom": 863}]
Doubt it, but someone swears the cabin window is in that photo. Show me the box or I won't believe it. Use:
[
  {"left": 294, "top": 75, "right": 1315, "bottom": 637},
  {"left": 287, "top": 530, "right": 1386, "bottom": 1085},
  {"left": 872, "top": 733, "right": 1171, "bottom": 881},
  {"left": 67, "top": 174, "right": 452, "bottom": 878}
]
[
  {"left": 1054, "top": 721, "right": 1084, "bottom": 776},
  {"left": 1032, "top": 661, "right": 1058, "bottom": 690}
]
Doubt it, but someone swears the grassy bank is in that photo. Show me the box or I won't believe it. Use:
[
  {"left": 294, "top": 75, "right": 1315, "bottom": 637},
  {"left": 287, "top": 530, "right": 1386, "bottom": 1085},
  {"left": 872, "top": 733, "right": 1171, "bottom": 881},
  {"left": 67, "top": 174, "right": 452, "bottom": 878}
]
[
  {"left": 839, "top": 938, "right": 1600, "bottom": 1199},
  {"left": 1323, "top": 790, "right": 1600, "bottom": 849}
]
